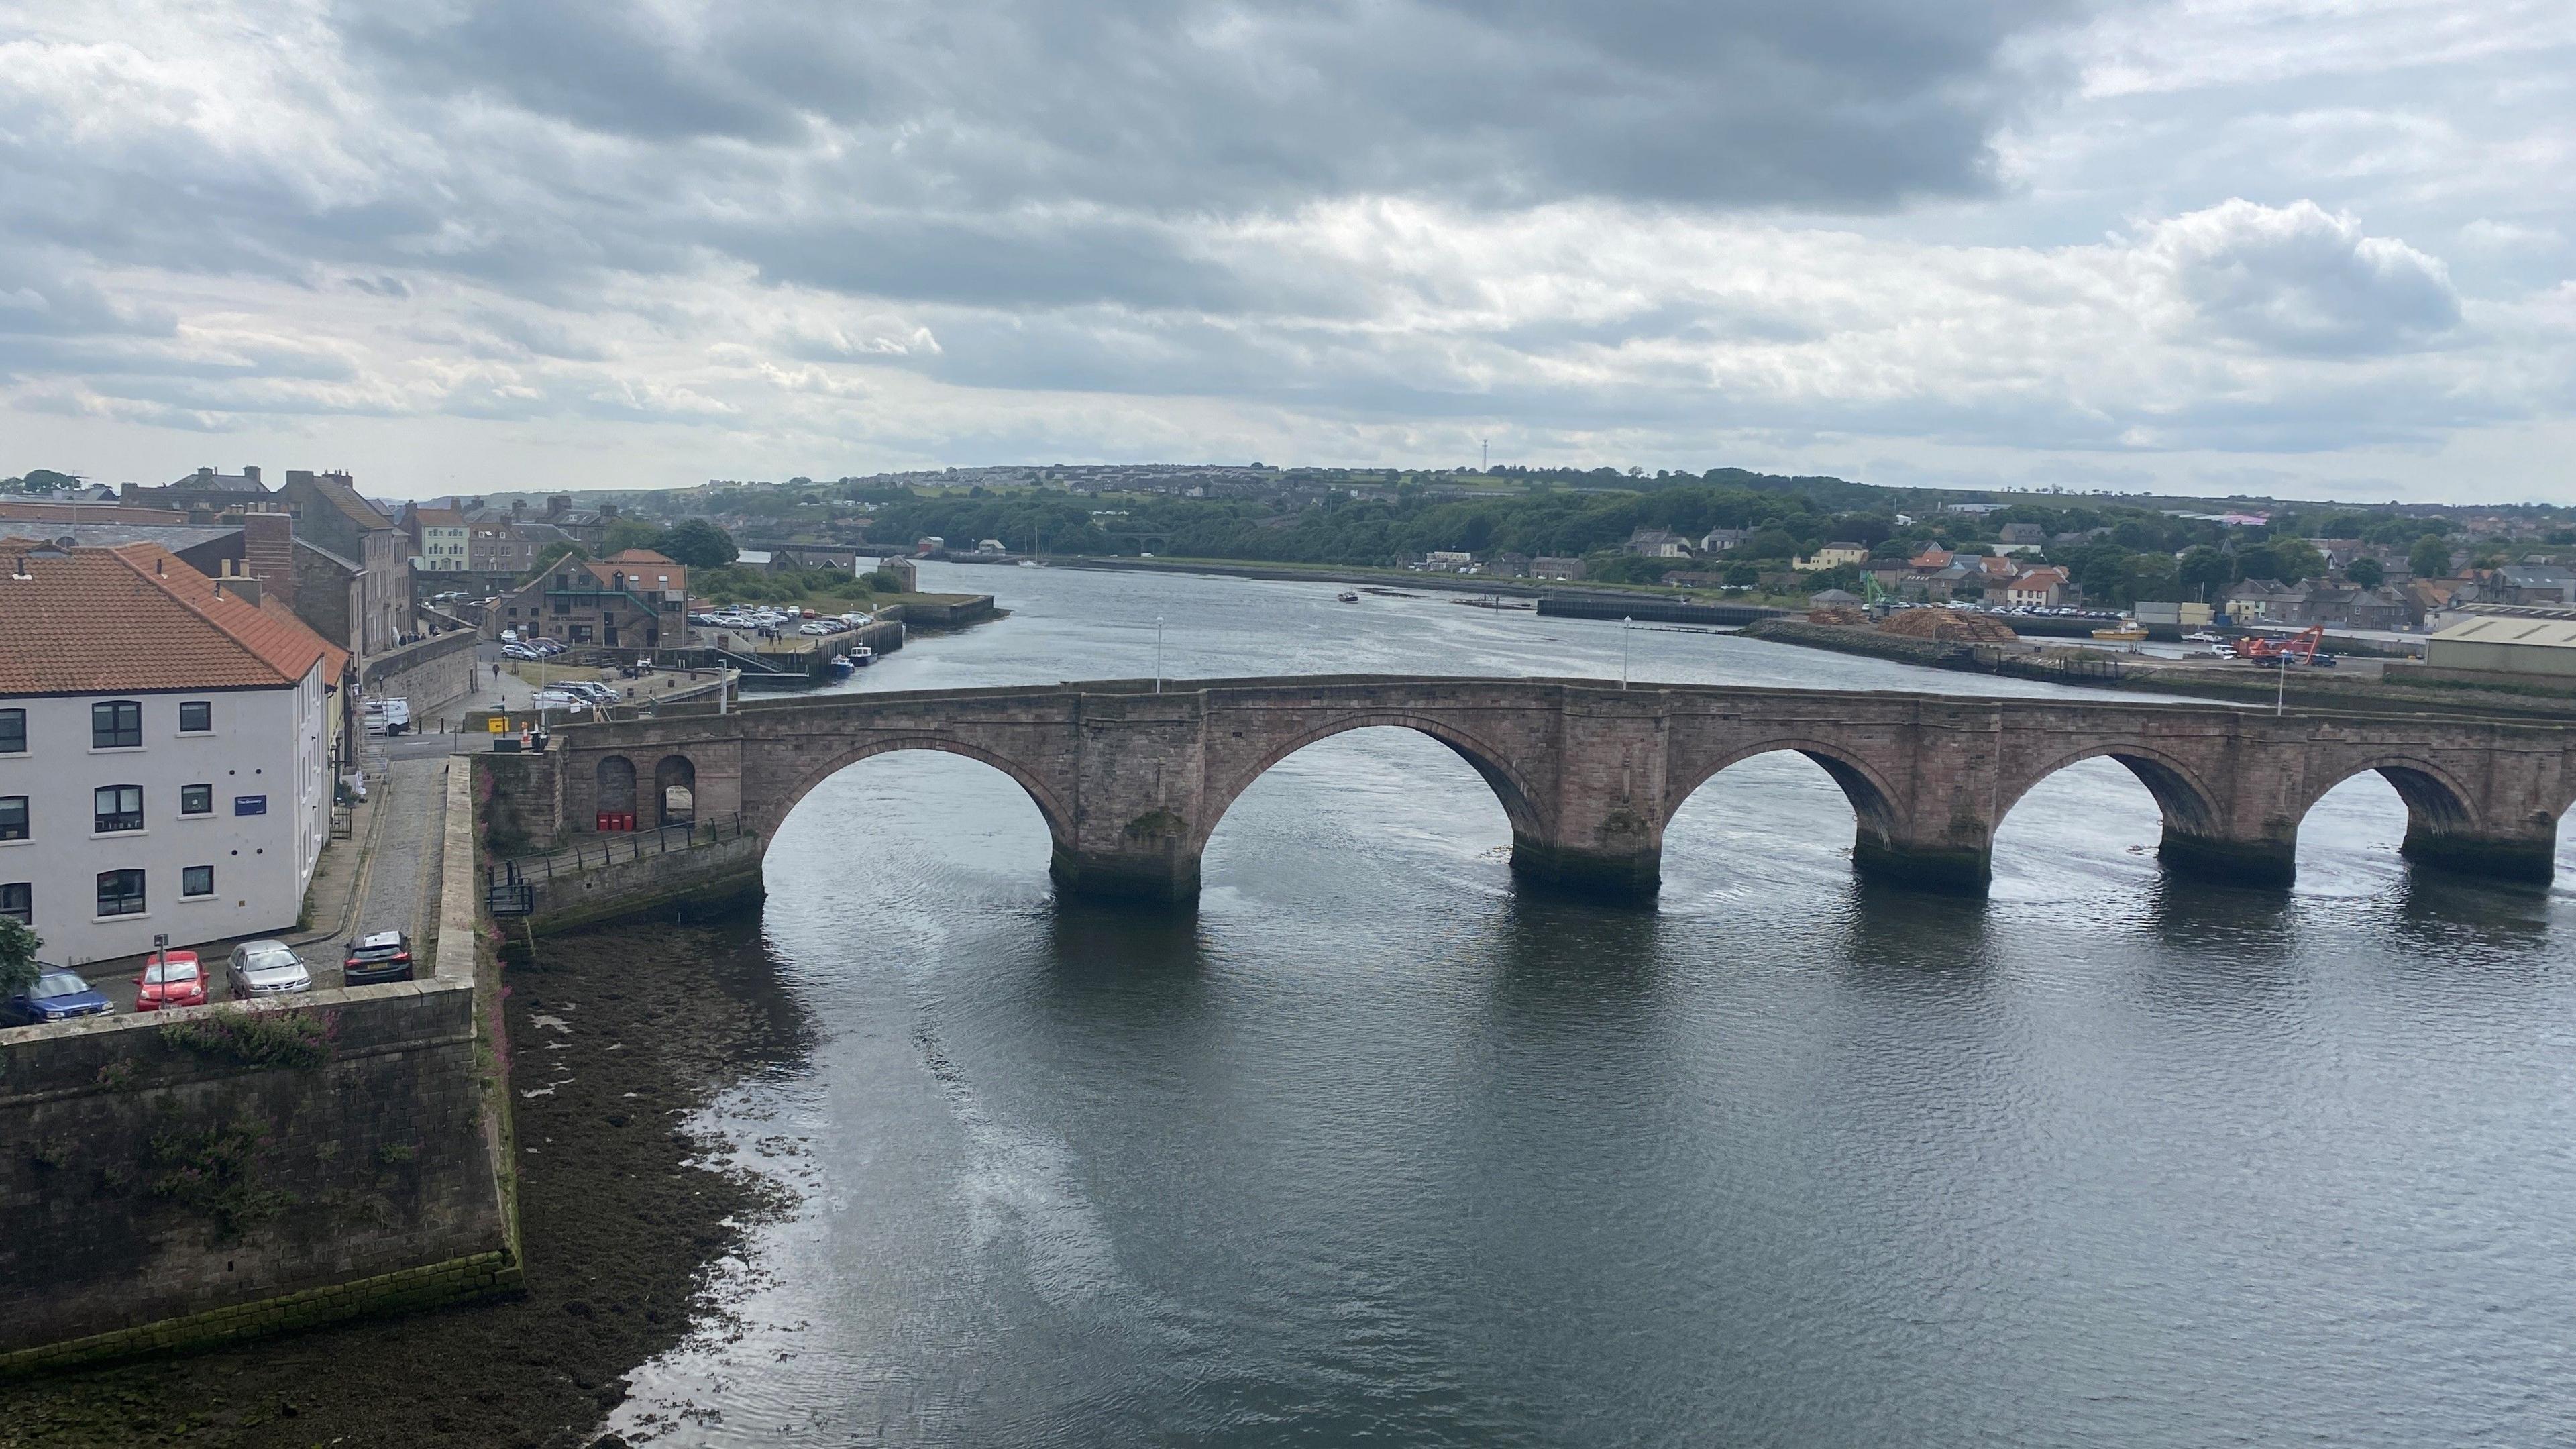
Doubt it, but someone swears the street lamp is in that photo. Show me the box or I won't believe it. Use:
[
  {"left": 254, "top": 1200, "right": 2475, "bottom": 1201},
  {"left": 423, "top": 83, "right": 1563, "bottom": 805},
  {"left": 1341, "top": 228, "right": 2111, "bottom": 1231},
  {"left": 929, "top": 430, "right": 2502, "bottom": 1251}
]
[
  {"left": 1621, "top": 616, "right": 1633, "bottom": 690},
  {"left": 1154, "top": 616, "right": 1165, "bottom": 694}
]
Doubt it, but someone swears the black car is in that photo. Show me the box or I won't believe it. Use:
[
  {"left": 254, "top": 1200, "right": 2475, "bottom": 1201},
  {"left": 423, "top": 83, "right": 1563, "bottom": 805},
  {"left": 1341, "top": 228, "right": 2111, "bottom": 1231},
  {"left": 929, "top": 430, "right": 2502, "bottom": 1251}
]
[{"left": 343, "top": 930, "right": 416, "bottom": 985}]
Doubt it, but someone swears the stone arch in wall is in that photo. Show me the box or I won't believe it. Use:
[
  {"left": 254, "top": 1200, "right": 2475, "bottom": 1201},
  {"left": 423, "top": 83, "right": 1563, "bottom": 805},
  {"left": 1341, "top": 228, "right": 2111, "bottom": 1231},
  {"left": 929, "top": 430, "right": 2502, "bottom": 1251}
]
[
  {"left": 596, "top": 755, "right": 637, "bottom": 817},
  {"left": 655, "top": 754, "right": 698, "bottom": 827}
]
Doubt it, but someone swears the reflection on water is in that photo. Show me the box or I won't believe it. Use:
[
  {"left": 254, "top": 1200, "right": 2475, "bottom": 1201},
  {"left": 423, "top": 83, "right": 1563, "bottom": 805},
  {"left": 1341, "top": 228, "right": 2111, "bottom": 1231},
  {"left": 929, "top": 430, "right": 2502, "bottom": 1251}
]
[{"left": 608, "top": 564, "right": 2576, "bottom": 1448}]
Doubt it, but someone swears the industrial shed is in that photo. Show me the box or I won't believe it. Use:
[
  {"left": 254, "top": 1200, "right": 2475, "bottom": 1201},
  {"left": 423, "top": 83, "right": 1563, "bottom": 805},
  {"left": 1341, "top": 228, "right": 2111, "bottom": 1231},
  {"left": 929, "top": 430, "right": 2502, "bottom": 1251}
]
[{"left": 2424, "top": 615, "right": 2576, "bottom": 680}]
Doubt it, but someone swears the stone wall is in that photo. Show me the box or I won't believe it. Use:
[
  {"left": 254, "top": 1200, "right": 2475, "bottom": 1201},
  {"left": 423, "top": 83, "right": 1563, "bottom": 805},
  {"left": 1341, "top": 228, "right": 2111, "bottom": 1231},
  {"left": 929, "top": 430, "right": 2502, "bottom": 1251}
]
[
  {"left": 0, "top": 981, "right": 515, "bottom": 1371},
  {"left": 362, "top": 629, "right": 481, "bottom": 722},
  {"left": 513, "top": 831, "right": 764, "bottom": 936}
]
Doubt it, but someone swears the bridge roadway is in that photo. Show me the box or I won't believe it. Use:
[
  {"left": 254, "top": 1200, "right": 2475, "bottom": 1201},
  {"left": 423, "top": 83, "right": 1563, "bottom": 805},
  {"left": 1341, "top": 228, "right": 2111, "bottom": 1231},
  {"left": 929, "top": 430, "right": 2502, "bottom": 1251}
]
[{"left": 555, "top": 675, "right": 2576, "bottom": 901}]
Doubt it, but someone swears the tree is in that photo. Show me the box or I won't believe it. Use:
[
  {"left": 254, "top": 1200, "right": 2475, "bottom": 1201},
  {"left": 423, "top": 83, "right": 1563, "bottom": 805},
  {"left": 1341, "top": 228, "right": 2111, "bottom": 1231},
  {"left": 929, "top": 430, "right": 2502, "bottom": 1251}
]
[
  {"left": 0, "top": 916, "right": 41, "bottom": 999},
  {"left": 2178, "top": 546, "right": 2232, "bottom": 600},
  {"left": 2347, "top": 557, "right": 2385, "bottom": 590},
  {"left": 658, "top": 519, "right": 739, "bottom": 569},
  {"left": 523, "top": 541, "right": 588, "bottom": 580},
  {"left": 2408, "top": 535, "right": 2453, "bottom": 580},
  {"left": 600, "top": 517, "right": 667, "bottom": 555}
]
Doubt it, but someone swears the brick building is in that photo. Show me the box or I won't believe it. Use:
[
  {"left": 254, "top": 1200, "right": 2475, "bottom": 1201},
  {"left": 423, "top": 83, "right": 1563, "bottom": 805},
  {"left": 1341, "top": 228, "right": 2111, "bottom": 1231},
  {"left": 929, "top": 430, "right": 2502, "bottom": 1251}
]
[{"left": 490, "top": 549, "right": 688, "bottom": 649}]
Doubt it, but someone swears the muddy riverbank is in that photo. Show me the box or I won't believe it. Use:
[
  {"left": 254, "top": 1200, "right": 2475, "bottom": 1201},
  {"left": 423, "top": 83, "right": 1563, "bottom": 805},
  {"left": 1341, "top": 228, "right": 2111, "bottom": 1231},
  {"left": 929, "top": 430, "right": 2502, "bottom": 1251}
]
[{"left": 0, "top": 913, "right": 805, "bottom": 1449}]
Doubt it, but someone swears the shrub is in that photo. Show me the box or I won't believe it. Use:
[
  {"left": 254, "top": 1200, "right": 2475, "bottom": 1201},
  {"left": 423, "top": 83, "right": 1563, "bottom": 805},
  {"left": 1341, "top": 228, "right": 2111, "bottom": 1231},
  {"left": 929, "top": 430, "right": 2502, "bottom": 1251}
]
[{"left": 160, "top": 1006, "right": 340, "bottom": 1071}]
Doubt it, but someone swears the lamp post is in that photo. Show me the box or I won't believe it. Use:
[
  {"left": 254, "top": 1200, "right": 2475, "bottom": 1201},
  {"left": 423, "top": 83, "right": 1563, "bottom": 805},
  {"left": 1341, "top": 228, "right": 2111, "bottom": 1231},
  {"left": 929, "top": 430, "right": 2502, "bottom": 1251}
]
[
  {"left": 1154, "top": 616, "right": 1165, "bottom": 694},
  {"left": 1621, "top": 616, "right": 1633, "bottom": 690},
  {"left": 2276, "top": 652, "right": 2288, "bottom": 718}
]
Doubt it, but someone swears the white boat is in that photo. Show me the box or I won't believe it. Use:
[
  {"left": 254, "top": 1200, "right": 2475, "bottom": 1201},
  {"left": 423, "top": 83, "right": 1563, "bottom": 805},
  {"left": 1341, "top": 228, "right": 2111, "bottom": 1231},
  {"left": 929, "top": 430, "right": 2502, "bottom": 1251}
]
[
  {"left": 1337, "top": 591, "right": 1360, "bottom": 602},
  {"left": 2184, "top": 630, "right": 2224, "bottom": 643},
  {"left": 849, "top": 645, "right": 875, "bottom": 667}
]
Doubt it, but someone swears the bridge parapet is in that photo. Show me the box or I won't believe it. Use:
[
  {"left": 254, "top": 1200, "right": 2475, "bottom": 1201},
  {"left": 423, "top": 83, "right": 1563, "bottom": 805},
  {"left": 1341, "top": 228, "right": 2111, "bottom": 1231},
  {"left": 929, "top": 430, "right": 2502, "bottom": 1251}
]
[{"left": 544, "top": 676, "right": 2576, "bottom": 903}]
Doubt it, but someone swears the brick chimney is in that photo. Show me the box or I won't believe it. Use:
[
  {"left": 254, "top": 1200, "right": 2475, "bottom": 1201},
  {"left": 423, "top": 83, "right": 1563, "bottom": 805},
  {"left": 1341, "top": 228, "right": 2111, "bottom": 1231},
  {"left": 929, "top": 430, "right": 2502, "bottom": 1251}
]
[{"left": 231, "top": 508, "right": 295, "bottom": 608}]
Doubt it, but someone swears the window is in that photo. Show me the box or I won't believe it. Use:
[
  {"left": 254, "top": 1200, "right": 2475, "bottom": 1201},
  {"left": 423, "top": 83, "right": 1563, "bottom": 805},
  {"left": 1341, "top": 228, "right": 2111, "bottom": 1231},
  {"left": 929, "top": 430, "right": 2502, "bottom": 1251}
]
[
  {"left": 181, "top": 865, "right": 214, "bottom": 898},
  {"left": 96, "top": 869, "right": 145, "bottom": 916},
  {"left": 0, "top": 796, "right": 23, "bottom": 841},
  {"left": 181, "top": 784, "right": 213, "bottom": 816},
  {"left": 0, "top": 882, "right": 26, "bottom": 924},
  {"left": 178, "top": 700, "right": 212, "bottom": 733},
  {"left": 94, "top": 785, "right": 144, "bottom": 834},
  {"left": 0, "top": 708, "right": 22, "bottom": 753},
  {"left": 92, "top": 700, "right": 142, "bottom": 749}
]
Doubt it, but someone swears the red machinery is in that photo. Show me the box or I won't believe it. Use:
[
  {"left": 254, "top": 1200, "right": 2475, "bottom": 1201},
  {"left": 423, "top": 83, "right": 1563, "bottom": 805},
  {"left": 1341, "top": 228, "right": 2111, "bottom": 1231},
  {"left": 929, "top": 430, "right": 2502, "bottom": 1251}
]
[{"left": 2243, "top": 624, "right": 2325, "bottom": 668}]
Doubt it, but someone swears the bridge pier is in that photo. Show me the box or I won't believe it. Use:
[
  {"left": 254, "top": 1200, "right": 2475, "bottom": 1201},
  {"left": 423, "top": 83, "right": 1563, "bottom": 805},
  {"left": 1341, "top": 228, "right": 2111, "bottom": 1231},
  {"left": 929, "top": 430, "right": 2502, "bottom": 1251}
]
[
  {"left": 2159, "top": 829, "right": 2298, "bottom": 888},
  {"left": 1851, "top": 839, "right": 1992, "bottom": 894},
  {"left": 1507, "top": 835, "right": 1662, "bottom": 900},
  {"left": 1049, "top": 843, "right": 1202, "bottom": 903},
  {"left": 2399, "top": 827, "right": 2558, "bottom": 883}
]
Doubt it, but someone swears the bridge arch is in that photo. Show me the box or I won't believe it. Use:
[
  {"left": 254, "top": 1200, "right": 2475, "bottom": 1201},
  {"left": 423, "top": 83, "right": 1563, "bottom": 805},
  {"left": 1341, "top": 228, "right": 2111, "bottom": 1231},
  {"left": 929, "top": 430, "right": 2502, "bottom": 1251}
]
[
  {"left": 2291, "top": 755, "right": 2483, "bottom": 837},
  {"left": 1662, "top": 739, "right": 1906, "bottom": 845},
  {"left": 759, "top": 735, "right": 1077, "bottom": 851},
  {"left": 1195, "top": 711, "right": 1544, "bottom": 849},
  {"left": 1997, "top": 742, "right": 2224, "bottom": 839}
]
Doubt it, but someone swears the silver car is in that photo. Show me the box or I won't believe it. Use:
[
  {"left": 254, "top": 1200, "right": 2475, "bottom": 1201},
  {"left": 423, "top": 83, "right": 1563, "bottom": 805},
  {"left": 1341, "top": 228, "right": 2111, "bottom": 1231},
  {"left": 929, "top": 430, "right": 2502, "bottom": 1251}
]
[{"left": 225, "top": 940, "right": 311, "bottom": 998}]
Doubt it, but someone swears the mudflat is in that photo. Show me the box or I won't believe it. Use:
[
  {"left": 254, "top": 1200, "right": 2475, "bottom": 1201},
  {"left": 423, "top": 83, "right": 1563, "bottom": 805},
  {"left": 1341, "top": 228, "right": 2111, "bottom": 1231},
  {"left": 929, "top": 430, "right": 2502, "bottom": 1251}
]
[{"left": 0, "top": 914, "right": 804, "bottom": 1449}]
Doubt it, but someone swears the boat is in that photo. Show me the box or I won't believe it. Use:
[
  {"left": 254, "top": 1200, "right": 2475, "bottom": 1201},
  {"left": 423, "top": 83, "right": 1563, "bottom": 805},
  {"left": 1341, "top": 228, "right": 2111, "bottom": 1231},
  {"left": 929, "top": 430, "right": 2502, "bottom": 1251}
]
[
  {"left": 849, "top": 645, "right": 875, "bottom": 667},
  {"left": 1018, "top": 523, "right": 1046, "bottom": 566},
  {"left": 1337, "top": 591, "right": 1360, "bottom": 602},
  {"left": 2092, "top": 623, "right": 2150, "bottom": 642},
  {"left": 826, "top": 653, "right": 854, "bottom": 676},
  {"left": 2184, "top": 630, "right": 2224, "bottom": 644}
]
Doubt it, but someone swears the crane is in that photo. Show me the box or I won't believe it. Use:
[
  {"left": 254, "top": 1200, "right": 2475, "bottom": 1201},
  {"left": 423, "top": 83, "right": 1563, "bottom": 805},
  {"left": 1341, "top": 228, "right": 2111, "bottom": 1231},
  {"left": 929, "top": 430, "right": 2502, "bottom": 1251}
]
[{"left": 2244, "top": 624, "right": 2325, "bottom": 668}]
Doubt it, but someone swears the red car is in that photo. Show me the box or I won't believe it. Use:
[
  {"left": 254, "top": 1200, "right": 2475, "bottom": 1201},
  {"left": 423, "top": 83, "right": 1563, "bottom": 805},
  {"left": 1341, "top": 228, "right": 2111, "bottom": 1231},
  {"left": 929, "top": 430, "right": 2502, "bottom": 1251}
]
[{"left": 135, "top": 950, "right": 209, "bottom": 1012}]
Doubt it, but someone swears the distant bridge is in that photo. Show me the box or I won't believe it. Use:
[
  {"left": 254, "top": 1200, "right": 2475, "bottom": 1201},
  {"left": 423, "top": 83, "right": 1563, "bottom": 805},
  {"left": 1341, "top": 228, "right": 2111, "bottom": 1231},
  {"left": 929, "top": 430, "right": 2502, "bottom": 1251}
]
[{"left": 554, "top": 676, "right": 2576, "bottom": 900}]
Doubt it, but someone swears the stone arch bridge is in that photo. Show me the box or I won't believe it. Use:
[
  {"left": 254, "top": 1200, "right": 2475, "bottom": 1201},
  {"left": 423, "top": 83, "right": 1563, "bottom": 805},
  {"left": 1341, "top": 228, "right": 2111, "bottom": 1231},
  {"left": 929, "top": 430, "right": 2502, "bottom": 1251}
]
[{"left": 553, "top": 676, "right": 2576, "bottom": 901}]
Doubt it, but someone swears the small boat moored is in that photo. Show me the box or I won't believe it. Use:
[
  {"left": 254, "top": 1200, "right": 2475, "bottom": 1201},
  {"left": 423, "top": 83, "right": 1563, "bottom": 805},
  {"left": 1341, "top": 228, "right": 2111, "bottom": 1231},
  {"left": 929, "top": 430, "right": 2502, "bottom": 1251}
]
[
  {"left": 2092, "top": 623, "right": 2150, "bottom": 642},
  {"left": 849, "top": 645, "right": 875, "bottom": 667},
  {"left": 1337, "top": 591, "right": 1360, "bottom": 602}
]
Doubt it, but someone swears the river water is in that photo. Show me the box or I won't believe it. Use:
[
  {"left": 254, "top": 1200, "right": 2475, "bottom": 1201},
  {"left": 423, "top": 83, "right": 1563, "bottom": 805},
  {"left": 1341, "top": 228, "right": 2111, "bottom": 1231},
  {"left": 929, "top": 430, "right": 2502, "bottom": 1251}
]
[{"left": 608, "top": 563, "right": 2576, "bottom": 1447}]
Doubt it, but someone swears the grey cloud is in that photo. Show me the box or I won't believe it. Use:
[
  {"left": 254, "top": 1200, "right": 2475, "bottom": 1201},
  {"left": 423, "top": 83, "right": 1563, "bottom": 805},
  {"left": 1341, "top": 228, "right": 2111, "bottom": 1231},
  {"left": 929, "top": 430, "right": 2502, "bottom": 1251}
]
[{"left": 350, "top": 0, "right": 2080, "bottom": 213}]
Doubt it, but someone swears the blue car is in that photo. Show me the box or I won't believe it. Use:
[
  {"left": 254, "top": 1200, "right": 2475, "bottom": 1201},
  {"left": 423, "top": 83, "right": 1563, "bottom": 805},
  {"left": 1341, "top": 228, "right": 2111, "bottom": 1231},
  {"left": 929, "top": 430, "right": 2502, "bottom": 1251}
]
[{"left": 4, "top": 967, "right": 113, "bottom": 1026}]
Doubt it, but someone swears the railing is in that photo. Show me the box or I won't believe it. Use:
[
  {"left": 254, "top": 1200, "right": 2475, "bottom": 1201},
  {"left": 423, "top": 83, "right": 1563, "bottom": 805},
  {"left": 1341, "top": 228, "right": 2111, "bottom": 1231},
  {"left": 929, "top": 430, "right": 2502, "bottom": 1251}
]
[
  {"left": 486, "top": 812, "right": 752, "bottom": 886},
  {"left": 1959, "top": 647, "right": 2127, "bottom": 684}
]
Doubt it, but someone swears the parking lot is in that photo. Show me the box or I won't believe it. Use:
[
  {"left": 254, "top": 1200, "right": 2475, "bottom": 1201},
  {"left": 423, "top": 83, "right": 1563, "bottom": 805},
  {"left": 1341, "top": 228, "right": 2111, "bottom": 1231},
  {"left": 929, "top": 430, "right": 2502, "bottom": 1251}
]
[{"left": 36, "top": 743, "right": 451, "bottom": 1019}]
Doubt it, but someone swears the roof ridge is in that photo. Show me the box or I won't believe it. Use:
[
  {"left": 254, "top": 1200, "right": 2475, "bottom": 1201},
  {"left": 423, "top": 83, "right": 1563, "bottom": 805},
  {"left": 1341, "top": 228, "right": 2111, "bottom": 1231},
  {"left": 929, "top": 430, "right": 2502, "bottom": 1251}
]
[{"left": 102, "top": 546, "right": 284, "bottom": 682}]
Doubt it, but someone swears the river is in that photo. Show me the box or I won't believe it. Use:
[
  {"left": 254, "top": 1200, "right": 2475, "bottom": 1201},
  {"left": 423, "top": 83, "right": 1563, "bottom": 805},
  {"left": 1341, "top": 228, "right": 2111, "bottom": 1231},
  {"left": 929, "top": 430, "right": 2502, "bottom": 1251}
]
[{"left": 605, "top": 561, "right": 2576, "bottom": 1447}]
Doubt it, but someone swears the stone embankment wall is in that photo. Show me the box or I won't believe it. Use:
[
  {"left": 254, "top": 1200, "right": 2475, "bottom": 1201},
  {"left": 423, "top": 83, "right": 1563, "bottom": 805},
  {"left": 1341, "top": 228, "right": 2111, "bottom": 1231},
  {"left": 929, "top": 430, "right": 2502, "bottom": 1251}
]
[
  {"left": 479, "top": 751, "right": 763, "bottom": 936},
  {"left": 1741, "top": 618, "right": 1962, "bottom": 666},
  {"left": 514, "top": 833, "right": 763, "bottom": 936},
  {"left": 0, "top": 758, "right": 517, "bottom": 1375},
  {"left": 0, "top": 982, "right": 515, "bottom": 1372},
  {"left": 362, "top": 629, "right": 480, "bottom": 719}
]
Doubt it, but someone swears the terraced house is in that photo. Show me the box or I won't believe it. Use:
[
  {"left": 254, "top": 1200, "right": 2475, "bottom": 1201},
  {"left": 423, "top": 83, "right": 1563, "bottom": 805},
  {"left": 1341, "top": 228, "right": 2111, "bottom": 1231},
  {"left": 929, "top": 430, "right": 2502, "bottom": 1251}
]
[{"left": 0, "top": 540, "right": 345, "bottom": 964}]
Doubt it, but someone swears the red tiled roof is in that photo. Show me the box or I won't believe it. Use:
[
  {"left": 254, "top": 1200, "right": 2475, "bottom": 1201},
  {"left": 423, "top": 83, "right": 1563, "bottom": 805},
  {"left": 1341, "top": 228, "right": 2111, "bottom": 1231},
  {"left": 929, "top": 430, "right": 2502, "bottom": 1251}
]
[
  {"left": 583, "top": 551, "right": 686, "bottom": 594},
  {"left": 0, "top": 541, "right": 346, "bottom": 694}
]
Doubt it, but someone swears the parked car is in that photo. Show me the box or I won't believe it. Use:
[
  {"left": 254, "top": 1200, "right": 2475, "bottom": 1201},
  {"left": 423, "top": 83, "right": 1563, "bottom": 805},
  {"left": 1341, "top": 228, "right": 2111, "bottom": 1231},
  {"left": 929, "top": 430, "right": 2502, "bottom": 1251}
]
[
  {"left": 342, "top": 930, "right": 416, "bottom": 986},
  {"left": 225, "top": 940, "right": 311, "bottom": 998},
  {"left": 4, "top": 967, "right": 112, "bottom": 1025},
  {"left": 133, "top": 950, "right": 209, "bottom": 1012},
  {"left": 529, "top": 690, "right": 590, "bottom": 713},
  {"left": 502, "top": 642, "right": 541, "bottom": 661}
]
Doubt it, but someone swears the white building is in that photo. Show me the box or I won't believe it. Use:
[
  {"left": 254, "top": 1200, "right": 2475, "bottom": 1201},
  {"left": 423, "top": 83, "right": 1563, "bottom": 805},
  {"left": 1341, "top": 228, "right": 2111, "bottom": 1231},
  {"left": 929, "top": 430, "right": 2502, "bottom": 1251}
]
[{"left": 0, "top": 541, "right": 345, "bottom": 965}]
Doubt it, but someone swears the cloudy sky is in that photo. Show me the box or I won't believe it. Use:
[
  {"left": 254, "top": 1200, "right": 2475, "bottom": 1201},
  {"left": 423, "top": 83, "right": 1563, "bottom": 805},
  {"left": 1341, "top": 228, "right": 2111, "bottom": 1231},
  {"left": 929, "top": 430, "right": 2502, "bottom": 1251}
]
[{"left": 2, "top": 0, "right": 2570, "bottom": 501}]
